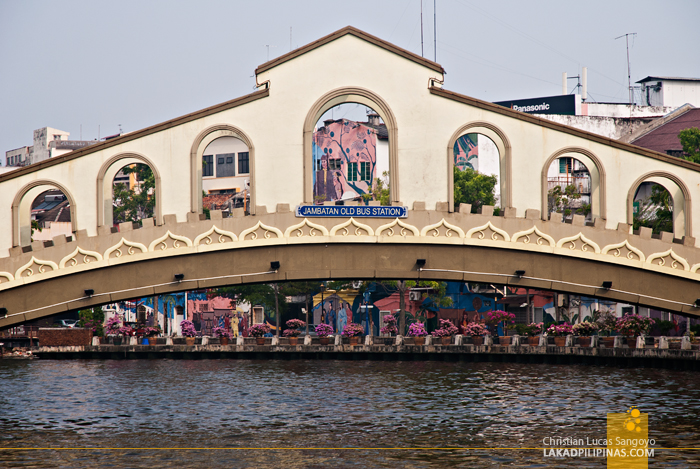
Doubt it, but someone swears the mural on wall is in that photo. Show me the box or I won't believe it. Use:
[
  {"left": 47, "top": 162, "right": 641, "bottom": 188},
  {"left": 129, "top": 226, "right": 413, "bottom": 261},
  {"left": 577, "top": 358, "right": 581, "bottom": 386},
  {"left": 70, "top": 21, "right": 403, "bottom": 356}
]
[
  {"left": 453, "top": 133, "right": 479, "bottom": 171},
  {"left": 312, "top": 119, "right": 379, "bottom": 203}
]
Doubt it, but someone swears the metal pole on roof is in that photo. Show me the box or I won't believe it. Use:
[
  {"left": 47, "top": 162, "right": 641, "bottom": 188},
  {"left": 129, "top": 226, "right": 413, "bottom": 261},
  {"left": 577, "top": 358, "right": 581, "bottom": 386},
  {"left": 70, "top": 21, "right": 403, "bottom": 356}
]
[{"left": 420, "top": 0, "right": 424, "bottom": 57}]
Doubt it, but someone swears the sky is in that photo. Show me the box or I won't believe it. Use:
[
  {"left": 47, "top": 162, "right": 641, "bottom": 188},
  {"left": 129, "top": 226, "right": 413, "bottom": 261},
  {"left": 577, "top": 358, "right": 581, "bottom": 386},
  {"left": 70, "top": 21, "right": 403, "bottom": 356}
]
[{"left": 2, "top": 0, "right": 699, "bottom": 162}]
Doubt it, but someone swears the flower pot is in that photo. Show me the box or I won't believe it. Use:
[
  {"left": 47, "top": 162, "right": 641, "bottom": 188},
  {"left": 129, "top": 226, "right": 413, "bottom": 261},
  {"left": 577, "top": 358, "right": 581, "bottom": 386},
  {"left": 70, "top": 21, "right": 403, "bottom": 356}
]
[
  {"left": 113, "top": 337, "right": 122, "bottom": 346},
  {"left": 413, "top": 337, "right": 425, "bottom": 346},
  {"left": 319, "top": 337, "right": 330, "bottom": 345},
  {"left": 288, "top": 337, "right": 298, "bottom": 346},
  {"left": 220, "top": 337, "right": 229, "bottom": 346},
  {"left": 185, "top": 337, "right": 195, "bottom": 346},
  {"left": 349, "top": 336, "right": 360, "bottom": 346},
  {"left": 600, "top": 337, "right": 615, "bottom": 348},
  {"left": 554, "top": 337, "right": 567, "bottom": 347},
  {"left": 528, "top": 336, "right": 540, "bottom": 346},
  {"left": 148, "top": 337, "right": 158, "bottom": 345},
  {"left": 577, "top": 337, "right": 591, "bottom": 347},
  {"left": 498, "top": 336, "right": 512, "bottom": 346},
  {"left": 441, "top": 336, "right": 452, "bottom": 345},
  {"left": 626, "top": 337, "right": 637, "bottom": 349},
  {"left": 471, "top": 336, "right": 484, "bottom": 346},
  {"left": 256, "top": 337, "right": 265, "bottom": 346}
]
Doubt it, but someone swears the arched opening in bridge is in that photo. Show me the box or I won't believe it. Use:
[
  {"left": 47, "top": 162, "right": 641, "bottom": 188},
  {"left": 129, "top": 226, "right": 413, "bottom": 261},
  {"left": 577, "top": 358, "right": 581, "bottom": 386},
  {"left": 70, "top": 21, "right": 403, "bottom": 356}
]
[
  {"left": 112, "top": 163, "right": 156, "bottom": 226},
  {"left": 546, "top": 156, "right": 592, "bottom": 221},
  {"left": 97, "top": 153, "right": 162, "bottom": 228},
  {"left": 12, "top": 181, "right": 77, "bottom": 247},
  {"left": 627, "top": 172, "right": 691, "bottom": 239},
  {"left": 452, "top": 132, "right": 501, "bottom": 213},
  {"left": 312, "top": 103, "right": 389, "bottom": 204},
  {"left": 304, "top": 87, "right": 399, "bottom": 205},
  {"left": 201, "top": 136, "right": 251, "bottom": 215}
]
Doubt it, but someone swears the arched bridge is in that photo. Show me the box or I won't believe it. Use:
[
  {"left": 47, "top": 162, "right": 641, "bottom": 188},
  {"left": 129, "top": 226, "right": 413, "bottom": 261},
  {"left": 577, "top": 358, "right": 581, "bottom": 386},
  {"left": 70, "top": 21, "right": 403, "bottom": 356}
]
[{"left": 1, "top": 27, "right": 699, "bottom": 328}]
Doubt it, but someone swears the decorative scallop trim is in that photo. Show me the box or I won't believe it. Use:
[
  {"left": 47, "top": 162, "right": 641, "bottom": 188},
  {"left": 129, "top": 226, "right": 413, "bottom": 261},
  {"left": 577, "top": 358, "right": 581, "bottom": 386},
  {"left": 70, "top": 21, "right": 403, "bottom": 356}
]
[
  {"left": 511, "top": 225, "right": 555, "bottom": 247},
  {"left": 239, "top": 221, "right": 284, "bottom": 240},
  {"left": 601, "top": 240, "right": 646, "bottom": 262},
  {"left": 329, "top": 218, "right": 374, "bottom": 237},
  {"left": 465, "top": 221, "right": 508, "bottom": 241},
  {"left": 691, "top": 263, "right": 700, "bottom": 274},
  {"left": 284, "top": 218, "right": 329, "bottom": 237},
  {"left": 646, "top": 249, "right": 690, "bottom": 271},
  {"left": 148, "top": 231, "right": 194, "bottom": 251},
  {"left": 59, "top": 247, "right": 103, "bottom": 268},
  {"left": 376, "top": 218, "right": 420, "bottom": 237},
  {"left": 194, "top": 225, "right": 238, "bottom": 245},
  {"left": 421, "top": 219, "right": 466, "bottom": 238},
  {"left": 0, "top": 272, "right": 14, "bottom": 283},
  {"left": 15, "top": 257, "right": 58, "bottom": 278},
  {"left": 104, "top": 238, "right": 148, "bottom": 259},
  {"left": 556, "top": 233, "right": 601, "bottom": 254}
]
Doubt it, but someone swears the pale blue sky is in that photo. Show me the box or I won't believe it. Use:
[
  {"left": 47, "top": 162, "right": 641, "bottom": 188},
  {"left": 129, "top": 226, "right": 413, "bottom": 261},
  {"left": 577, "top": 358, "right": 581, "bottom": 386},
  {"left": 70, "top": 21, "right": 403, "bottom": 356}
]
[{"left": 2, "top": 0, "right": 699, "bottom": 160}]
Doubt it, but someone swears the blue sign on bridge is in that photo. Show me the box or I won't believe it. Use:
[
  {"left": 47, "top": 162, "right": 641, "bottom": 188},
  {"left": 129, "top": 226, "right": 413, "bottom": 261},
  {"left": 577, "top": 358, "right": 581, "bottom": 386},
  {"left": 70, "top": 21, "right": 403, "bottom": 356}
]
[{"left": 295, "top": 205, "right": 408, "bottom": 218}]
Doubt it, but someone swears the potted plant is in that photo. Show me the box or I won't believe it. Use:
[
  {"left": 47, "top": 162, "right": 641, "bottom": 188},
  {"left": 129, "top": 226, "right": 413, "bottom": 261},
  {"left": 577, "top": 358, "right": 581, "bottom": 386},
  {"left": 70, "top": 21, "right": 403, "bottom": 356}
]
[
  {"left": 283, "top": 319, "right": 306, "bottom": 345},
  {"left": 342, "top": 323, "right": 364, "bottom": 346},
  {"left": 515, "top": 323, "right": 543, "bottom": 346},
  {"left": 485, "top": 310, "right": 516, "bottom": 345},
  {"left": 118, "top": 325, "right": 134, "bottom": 344},
  {"left": 431, "top": 319, "right": 459, "bottom": 345},
  {"left": 144, "top": 326, "right": 161, "bottom": 345},
  {"left": 249, "top": 323, "right": 271, "bottom": 345},
  {"left": 315, "top": 323, "right": 334, "bottom": 345},
  {"left": 105, "top": 316, "right": 122, "bottom": 345},
  {"left": 596, "top": 311, "right": 618, "bottom": 347},
  {"left": 406, "top": 322, "right": 428, "bottom": 346},
  {"left": 616, "top": 314, "right": 654, "bottom": 349},
  {"left": 545, "top": 323, "right": 573, "bottom": 347},
  {"left": 380, "top": 315, "right": 398, "bottom": 337},
  {"left": 463, "top": 322, "right": 488, "bottom": 346},
  {"left": 212, "top": 326, "right": 232, "bottom": 346},
  {"left": 572, "top": 321, "right": 598, "bottom": 347},
  {"left": 180, "top": 320, "right": 197, "bottom": 345}
]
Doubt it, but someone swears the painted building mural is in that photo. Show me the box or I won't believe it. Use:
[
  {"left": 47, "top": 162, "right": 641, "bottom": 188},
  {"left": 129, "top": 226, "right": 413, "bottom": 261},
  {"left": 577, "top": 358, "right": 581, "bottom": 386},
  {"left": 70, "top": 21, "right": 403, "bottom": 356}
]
[
  {"left": 453, "top": 133, "right": 479, "bottom": 171},
  {"left": 312, "top": 119, "right": 382, "bottom": 203}
]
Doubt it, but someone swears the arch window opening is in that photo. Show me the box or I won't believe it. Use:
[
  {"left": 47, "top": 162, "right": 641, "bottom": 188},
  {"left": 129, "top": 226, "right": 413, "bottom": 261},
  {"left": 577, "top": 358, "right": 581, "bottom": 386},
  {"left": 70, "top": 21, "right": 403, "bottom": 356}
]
[
  {"left": 201, "top": 136, "right": 251, "bottom": 214},
  {"left": 632, "top": 182, "right": 674, "bottom": 235},
  {"left": 29, "top": 189, "right": 71, "bottom": 242},
  {"left": 112, "top": 163, "right": 155, "bottom": 226},
  {"left": 312, "top": 103, "right": 389, "bottom": 204},
  {"left": 453, "top": 133, "right": 501, "bottom": 213},
  {"left": 547, "top": 157, "right": 591, "bottom": 221}
]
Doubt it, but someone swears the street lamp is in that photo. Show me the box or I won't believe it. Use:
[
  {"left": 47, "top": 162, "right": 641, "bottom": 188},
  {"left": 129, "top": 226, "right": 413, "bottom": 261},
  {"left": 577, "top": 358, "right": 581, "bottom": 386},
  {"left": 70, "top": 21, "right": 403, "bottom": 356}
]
[{"left": 320, "top": 283, "right": 326, "bottom": 330}]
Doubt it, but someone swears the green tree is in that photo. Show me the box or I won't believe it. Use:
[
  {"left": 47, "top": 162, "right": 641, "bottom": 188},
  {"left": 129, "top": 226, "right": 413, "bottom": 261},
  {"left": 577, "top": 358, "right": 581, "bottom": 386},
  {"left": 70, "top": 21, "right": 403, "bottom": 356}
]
[
  {"left": 78, "top": 306, "right": 105, "bottom": 336},
  {"left": 215, "top": 284, "right": 287, "bottom": 323},
  {"left": 362, "top": 171, "right": 390, "bottom": 205},
  {"left": 548, "top": 184, "right": 590, "bottom": 220},
  {"left": 679, "top": 127, "right": 700, "bottom": 163},
  {"left": 453, "top": 167, "right": 497, "bottom": 213},
  {"left": 113, "top": 164, "right": 156, "bottom": 224},
  {"left": 280, "top": 281, "right": 321, "bottom": 334},
  {"left": 633, "top": 184, "right": 673, "bottom": 234},
  {"left": 374, "top": 280, "right": 453, "bottom": 334}
]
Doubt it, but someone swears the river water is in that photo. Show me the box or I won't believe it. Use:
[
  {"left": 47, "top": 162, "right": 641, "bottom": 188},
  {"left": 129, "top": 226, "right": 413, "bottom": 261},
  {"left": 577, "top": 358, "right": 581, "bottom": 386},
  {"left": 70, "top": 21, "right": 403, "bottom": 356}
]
[{"left": 1, "top": 359, "right": 699, "bottom": 468}]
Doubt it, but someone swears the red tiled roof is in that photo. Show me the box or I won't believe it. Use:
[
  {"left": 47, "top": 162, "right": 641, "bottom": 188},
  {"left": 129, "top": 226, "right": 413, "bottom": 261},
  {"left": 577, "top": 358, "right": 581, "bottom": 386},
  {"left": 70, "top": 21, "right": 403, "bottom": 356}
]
[
  {"left": 632, "top": 108, "right": 700, "bottom": 153},
  {"left": 203, "top": 194, "right": 233, "bottom": 210}
]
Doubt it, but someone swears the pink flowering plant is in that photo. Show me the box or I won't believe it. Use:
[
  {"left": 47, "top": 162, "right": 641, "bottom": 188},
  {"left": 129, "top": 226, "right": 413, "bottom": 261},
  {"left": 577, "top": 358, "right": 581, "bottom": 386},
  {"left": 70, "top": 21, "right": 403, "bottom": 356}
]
[
  {"left": 249, "top": 323, "right": 271, "bottom": 337},
  {"left": 596, "top": 311, "right": 618, "bottom": 336},
  {"left": 118, "top": 325, "right": 134, "bottom": 337},
  {"left": 380, "top": 315, "right": 398, "bottom": 336},
  {"left": 180, "top": 320, "right": 197, "bottom": 337},
  {"left": 431, "top": 319, "right": 459, "bottom": 338},
  {"left": 407, "top": 322, "right": 428, "bottom": 337},
  {"left": 105, "top": 316, "right": 122, "bottom": 336},
  {"left": 212, "top": 326, "right": 232, "bottom": 339},
  {"left": 485, "top": 310, "right": 516, "bottom": 336},
  {"left": 463, "top": 322, "right": 488, "bottom": 337},
  {"left": 144, "top": 326, "right": 161, "bottom": 337},
  {"left": 616, "top": 314, "right": 654, "bottom": 337},
  {"left": 283, "top": 319, "right": 306, "bottom": 337},
  {"left": 342, "top": 323, "right": 364, "bottom": 337},
  {"left": 315, "top": 323, "right": 334, "bottom": 337},
  {"left": 528, "top": 322, "right": 544, "bottom": 336},
  {"left": 572, "top": 321, "right": 598, "bottom": 336},
  {"left": 545, "top": 323, "right": 574, "bottom": 337}
]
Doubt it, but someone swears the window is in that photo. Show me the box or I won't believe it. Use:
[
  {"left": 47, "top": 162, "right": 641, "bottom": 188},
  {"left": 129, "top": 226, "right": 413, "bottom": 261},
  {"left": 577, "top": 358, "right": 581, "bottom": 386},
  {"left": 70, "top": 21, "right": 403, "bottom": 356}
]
[
  {"left": 238, "top": 152, "right": 249, "bottom": 174},
  {"left": 348, "top": 162, "right": 358, "bottom": 182},
  {"left": 360, "top": 162, "right": 371, "bottom": 181},
  {"left": 559, "top": 157, "right": 572, "bottom": 174},
  {"left": 329, "top": 158, "right": 341, "bottom": 170},
  {"left": 202, "top": 155, "right": 214, "bottom": 177},
  {"left": 216, "top": 152, "right": 235, "bottom": 177}
]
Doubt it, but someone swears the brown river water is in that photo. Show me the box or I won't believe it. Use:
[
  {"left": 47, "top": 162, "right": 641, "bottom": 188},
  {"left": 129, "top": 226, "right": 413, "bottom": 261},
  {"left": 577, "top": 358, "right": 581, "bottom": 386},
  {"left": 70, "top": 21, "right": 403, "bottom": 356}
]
[{"left": 1, "top": 359, "right": 699, "bottom": 468}]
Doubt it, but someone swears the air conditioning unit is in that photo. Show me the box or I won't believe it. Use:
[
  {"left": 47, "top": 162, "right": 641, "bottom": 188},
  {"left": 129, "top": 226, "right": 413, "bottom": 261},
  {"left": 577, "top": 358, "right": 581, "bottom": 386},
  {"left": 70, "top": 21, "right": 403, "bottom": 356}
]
[{"left": 409, "top": 291, "right": 421, "bottom": 301}]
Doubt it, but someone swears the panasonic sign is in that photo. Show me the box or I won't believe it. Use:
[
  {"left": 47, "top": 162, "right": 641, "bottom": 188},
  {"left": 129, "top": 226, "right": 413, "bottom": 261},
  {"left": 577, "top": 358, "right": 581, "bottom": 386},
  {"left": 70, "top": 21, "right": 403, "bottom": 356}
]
[{"left": 494, "top": 94, "right": 578, "bottom": 115}]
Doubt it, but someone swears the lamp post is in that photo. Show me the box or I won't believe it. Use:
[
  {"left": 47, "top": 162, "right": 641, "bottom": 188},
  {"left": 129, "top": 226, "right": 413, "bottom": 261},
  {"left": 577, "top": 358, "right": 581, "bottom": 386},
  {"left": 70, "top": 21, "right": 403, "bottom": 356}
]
[{"left": 320, "top": 283, "right": 326, "bottom": 330}]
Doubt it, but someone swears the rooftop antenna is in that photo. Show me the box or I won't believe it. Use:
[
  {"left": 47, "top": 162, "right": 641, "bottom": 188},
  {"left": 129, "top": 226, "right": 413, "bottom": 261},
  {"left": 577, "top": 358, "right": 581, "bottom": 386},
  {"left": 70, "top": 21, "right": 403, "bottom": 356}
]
[
  {"left": 290, "top": 27, "right": 292, "bottom": 52},
  {"left": 118, "top": 124, "right": 123, "bottom": 135},
  {"left": 420, "top": 0, "right": 424, "bottom": 57},
  {"left": 615, "top": 32, "right": 637, "bottom": 105},
  {"left": 433, "top": 0, "right": 437, "bottom": 62}
]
